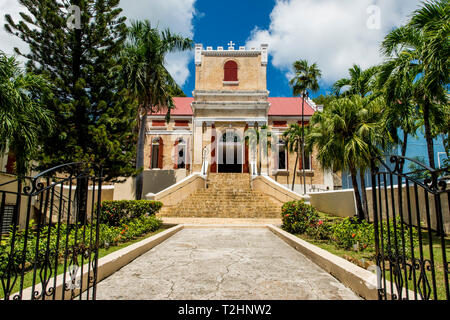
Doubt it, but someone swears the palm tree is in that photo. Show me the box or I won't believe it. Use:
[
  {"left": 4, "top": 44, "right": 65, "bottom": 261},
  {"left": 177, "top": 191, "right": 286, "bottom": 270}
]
[
  {"left": 282, "top": 124, "right": 303, "bottom": 191},
  {"left": 306, "top": 95, "right": 386, "bottom": 220},
  {"left": 245, "top": 125, "right": 271, "bottom": 175},
  {"left": 332, "top": 64, "right": 378, "bottom": 98},
  {"left": 119, "top": 20, "right": 193, "bottom": 199},
  {"left": 377, "top": 57, "right": 421, "bottom": 172},
  {"left": 289, "top": 60, "right": 322, "bottom": 194},
  {"left": 355, "top": 95, "right": 389, "bottom": 216},
  {"left": 0, "top": 51, "right": 54, "bottom": 177},
  {"left": 381, "top": 0, "right": 449, "bottom": 169},
  {"left": 332, "top": 64, "right": 382, "bottom": 215}
]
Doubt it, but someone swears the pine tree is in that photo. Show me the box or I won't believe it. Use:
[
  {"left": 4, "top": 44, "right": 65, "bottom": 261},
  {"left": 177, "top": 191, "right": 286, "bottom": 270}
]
[{"left": 4, "top": 0, "right": 138, "bottom": 183}]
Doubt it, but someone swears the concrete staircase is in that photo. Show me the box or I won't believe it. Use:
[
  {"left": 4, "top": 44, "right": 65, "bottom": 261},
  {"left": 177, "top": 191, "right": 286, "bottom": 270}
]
[{"left": 159, "top": 173, "right": 282, "bottom": 218}]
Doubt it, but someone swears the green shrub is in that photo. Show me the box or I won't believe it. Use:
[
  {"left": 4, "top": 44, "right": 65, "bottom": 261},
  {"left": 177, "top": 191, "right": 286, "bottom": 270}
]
[
  {"left": 378, "top": 217, "right": 419, "bottom": 259},
  {"left": 305, "top": 220, "right": 332, "bottom": 240},
  {"left": 0, "top": 214, "right": 163, "bottom": 277},
  {"left": 99, "top": 200, "right": 163, "bottom": 226},
  {"left": 98, "top": 215, "right": 162, "bottom": 246},
  {"left": 329, "top": 216, "right": 418, "bottom": 256},
  {"left": 330, "top": 217, "right": 374, "bottom": 251},
  {"left": 281, "top": 200, "right": 319, "bottom": 234}
]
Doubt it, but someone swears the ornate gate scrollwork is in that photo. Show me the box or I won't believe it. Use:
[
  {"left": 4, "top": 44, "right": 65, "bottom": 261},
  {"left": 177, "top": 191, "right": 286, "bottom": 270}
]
[
  {"left": 0, "top": 163, "right": 102, "bottom": 300},
  {"left": 371, "top": 155, "right": 449, "bottom": 300}
]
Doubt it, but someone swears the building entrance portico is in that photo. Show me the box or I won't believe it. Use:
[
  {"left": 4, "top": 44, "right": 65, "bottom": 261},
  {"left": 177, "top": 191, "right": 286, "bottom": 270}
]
[{"left": 218, "top": 129, "right": 243, "bottom": 173}]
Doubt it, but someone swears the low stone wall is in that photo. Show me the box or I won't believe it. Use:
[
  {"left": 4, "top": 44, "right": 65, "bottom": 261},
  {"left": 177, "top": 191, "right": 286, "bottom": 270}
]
[
  {"left": 0, "top": 173, "right": 115, "bottom": 230},
  {"left": 308, "top": 189, "right": 356, "bottom": 218},
  {"left": 308, "top": 185, "right": 449, "bottom": 234},
  {"left": 252, "top": 175, "right": 309, "bottom": 204},
  {"left": 113, "top": 169, "right": 189, "bottom": 200},
  {"left": 366, "top": 184, "right": 449, "bottom": 234},
  {"left": 146, "top": 173, "right": 206, "bottom": 207},
  {"left": 0, "top": 173, "right": 33, "bottom": 229}
]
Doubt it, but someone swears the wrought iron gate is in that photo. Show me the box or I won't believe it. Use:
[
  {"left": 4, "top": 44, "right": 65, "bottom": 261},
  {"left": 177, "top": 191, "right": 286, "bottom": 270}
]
[
  {"left": 370, "top": 155, "right": 449, "bottom": 300},
  {"left": 0, "top": 163, "right": 103, "bottom": 300}
]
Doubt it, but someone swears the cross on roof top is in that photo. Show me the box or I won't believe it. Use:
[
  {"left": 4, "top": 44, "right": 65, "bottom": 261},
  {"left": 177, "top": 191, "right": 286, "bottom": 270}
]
[{"left": 227, "top": 41, "right": 235, "bottom": 47}]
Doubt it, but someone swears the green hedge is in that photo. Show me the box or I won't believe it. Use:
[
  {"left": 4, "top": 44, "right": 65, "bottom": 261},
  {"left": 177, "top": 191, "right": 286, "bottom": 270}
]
[
  {"left": 281, "top": 200, "right": 320, "bottom": 234},
  {"left": 99, "top": 200, "right": 163, "bottom": 227},
  {"left": 0, "top": 215, "right": 163, "bottom": 277},
  {"left": 281, "top": 200, "right": 419, "bottom": 256}
]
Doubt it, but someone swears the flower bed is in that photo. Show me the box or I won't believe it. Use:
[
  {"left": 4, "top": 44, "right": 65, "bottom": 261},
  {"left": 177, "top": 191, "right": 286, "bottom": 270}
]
[
  {"left": 281, "top": 200, "right": 418, "bottom": 257},
  {"left": 0, "top": 200, "right": 163, "bottom": 278},
  {"left": 281, "top": 200, "right": 449, "bottom": 300}
]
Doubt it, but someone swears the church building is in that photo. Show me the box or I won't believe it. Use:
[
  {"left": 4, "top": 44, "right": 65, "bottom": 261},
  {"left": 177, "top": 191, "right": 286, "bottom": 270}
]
[{"left": 144, "top": 43, "right": 334, "bottom": 193}]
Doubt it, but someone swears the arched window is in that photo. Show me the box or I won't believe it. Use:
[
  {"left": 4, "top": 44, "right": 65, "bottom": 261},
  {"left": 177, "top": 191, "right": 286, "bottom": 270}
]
[
  {"left": 224, "top": 60, "right": 238, "bottom": 81},
  {"left": 151, "top": 137, "right": 163, "bottom": 169},
  {"left": 174, "top": 138, "right": 186, "bottom": 169},
  {"left": 277, "top": 139, "right": 287, "bottom": 170}
]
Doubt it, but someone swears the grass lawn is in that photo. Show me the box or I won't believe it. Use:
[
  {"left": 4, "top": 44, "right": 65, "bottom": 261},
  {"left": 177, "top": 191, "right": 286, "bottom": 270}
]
[
  {"left": 1, "top": 226, "right": 170, "bottom": 299},
  {"left": 295, "top": 212, "right": 449, "bottom": 300}
]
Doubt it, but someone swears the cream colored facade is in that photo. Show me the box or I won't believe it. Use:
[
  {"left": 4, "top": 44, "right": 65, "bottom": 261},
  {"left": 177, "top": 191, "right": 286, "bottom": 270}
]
[{"left": 145, "top": 43, "right": 333, "bottom": 192}]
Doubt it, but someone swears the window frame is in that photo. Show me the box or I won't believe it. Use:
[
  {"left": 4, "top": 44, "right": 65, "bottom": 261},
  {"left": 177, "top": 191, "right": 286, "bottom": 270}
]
[
  {"left": 151, "top": 138, "right": 160, "bottom": 169},
  {"left": 223, "top": 60, "right": 238, "bottom": 82},
  {"left": 276, "top": 139, "right": 287, "bottom": 171},
  {"left": 176, "top": 138, "right": 186, "bottom": 169}
]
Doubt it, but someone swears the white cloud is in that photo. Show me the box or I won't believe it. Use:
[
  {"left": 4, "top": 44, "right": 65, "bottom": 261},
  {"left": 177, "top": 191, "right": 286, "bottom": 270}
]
[
  {"left": 120, "top": 0, "right": 197, "bottom": 86},
  {"left": 246, "top": 0, "right": 423, "bottom": 85},
  {"left": 120, "top": 0, "right": 196, "bottom": 37},
  {"left": 0, "top": 0, "right": 197, "bottom": 87},
  {"left": 0, "top": 0, "right": 30, "bottom": 60}
]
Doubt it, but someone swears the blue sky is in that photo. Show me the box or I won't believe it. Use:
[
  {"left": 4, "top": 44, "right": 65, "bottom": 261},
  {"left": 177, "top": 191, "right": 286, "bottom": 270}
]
[
  {"left": 0, "top": 0, "right": 445, "bottom": 167},
  {"left": 186, "top": 0, "right": 423, "bottom": 98},
  {"left": 186, "top": 0, "right": 290, "bottom": 97},
  {"left": 1, "top": 0, "right": 424, "bottom": 98}
]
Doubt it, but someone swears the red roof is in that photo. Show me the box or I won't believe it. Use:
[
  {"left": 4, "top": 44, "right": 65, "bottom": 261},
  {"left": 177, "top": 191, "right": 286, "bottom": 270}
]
[
  {"left": 151, "top": 97, "right": 315, "bottom": 116},
  {"left": 151, "top": 97, "right": 194, "bottom": 116},
  {"left": 267, "top": 97, "right": 315, "bottom": 116}
]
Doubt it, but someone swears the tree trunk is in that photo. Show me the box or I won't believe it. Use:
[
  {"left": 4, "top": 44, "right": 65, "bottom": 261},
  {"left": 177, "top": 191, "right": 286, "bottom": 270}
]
[
  {"left": 399, "top": 130, "right": 408, "bottom": 173},
  {"left": 350, "top": 165, "right": 365, "bottom": 220},
  {"left": 135, "top": 112, "right": 147, "bottom": 200},
  {"left": 258, "top": 138, "right": 262, "bottom": 175},
  {"left": 359, "top": 169, "right": 368, "bottom": 219},
  {"left": 76, "top": 175, "right": 89, "bottom": 225},
  {"left": 423, "top": 99, "right": 436, "bottom": 169},
  {"left": 291, "top": 146, "right": 298, "bottom": 191},
  {"left": 72, "top": 22, "right": 88, "bottom": 223},
  {"left": 301, "top": 139, "right": 306, "bottom": 194}
]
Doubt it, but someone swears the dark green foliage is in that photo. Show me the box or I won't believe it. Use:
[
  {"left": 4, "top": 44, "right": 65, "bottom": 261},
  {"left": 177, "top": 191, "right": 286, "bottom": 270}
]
[
  {"left": 119, "top": 20, "right": 193, "bottom": 198},
  {"left": 281, "top": 200, "right": 320, "bottom": 234},
  {"left": 330, "top": 217, "right": 374, "bottom": 251},
  {"left": 312, "top": 94, "right": 335, "bottom": 109},
  {"left": 0, "top": 51, "right": 55, "bottom": 176},
  {"left": 99, "top": 200, "right": 163, "bottom": 226},
  {"left": 99, "top": 215, "right": 162, "bottom": 246},
  {"left": 281, "top": 200, "right": 419, "bottom": 257},
  {"left": 4, "top": 0, "right": 138, "bottom": 181},
  {"left": 305, "top": 219, "right": 332, "bottom": 240},
  {"left": 0, "top": 214, "right": 163, "bottom": 277}
]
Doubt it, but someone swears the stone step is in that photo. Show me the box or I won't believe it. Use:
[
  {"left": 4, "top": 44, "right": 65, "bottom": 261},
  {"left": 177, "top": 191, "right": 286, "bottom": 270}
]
[{"left": 161, "top": 173, "right": 282, "bottom": 218}]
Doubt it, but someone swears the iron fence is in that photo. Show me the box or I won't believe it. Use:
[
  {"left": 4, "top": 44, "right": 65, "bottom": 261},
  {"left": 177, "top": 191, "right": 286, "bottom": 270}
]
[
  {"left": 371, "top": 155, "right": 449, "bottom": 300},
  {"left": 0, "top": 163, "right": 102, "bottom": 300}
]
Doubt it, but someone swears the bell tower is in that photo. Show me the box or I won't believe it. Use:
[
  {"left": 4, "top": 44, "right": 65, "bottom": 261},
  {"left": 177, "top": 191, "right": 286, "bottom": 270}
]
[{"left": 191, "top": 42, "right": 270, "bottom": 173}]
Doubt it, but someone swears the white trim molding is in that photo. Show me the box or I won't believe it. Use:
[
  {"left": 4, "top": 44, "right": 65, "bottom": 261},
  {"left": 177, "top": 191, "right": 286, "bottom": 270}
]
[{"left": 146, "top": 130, "right": 192, "bottom": 135}]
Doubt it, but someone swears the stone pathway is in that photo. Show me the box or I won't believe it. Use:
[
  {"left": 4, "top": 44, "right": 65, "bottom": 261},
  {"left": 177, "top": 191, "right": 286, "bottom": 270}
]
[{"left": 95, "top": 228, "right": 360, "bottom": 300}]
